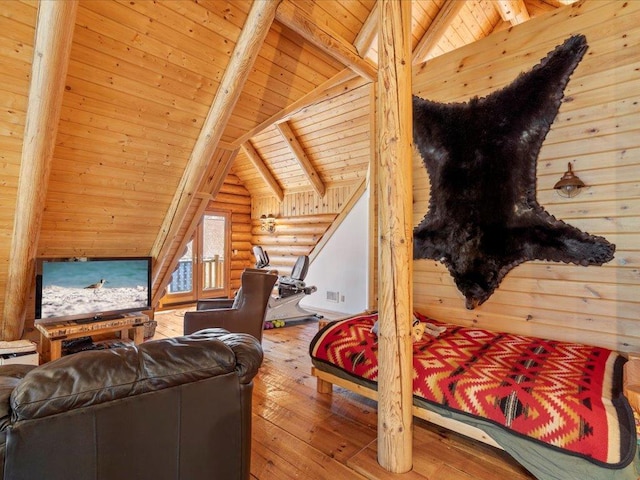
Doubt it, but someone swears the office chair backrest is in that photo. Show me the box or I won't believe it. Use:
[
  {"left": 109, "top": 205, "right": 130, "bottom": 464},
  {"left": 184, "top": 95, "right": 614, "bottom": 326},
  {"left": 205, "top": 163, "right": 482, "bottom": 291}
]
[
  {"left": 290, "top": 255, "right": 309, "bottom": 282},
  {"left": 253, "top": 245, "right": 270, "bottom": 269}
]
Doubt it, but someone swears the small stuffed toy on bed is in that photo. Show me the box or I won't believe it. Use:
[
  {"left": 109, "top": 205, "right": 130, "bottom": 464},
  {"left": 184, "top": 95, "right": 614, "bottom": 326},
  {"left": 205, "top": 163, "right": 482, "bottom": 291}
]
[
  {"left": 370, "top": 315, "right": 445, "bottom": 342},
  {"left": 412, "top": 321, "right": 426, "bottom": 342}
]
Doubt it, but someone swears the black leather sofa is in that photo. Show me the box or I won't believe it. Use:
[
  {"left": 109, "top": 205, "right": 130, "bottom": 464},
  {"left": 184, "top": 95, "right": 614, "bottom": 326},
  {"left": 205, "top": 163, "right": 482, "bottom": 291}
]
[{"left": 0, "top": 328, "right": 262, "bottom": 480}]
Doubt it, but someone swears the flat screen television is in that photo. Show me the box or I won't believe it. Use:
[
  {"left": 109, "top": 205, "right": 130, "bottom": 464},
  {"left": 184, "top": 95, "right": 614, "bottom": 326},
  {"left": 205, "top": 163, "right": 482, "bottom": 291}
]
[{"left": 35, "top": 257, "right": 152, "bottom": 325}]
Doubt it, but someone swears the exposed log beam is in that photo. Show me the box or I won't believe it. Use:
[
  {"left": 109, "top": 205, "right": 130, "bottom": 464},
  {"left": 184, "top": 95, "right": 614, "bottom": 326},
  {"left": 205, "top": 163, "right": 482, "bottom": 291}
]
[
  {"left": 354, "top": 1, "right": 379, "bottom": 59},
  {"left": 241, "top": 141, "right": 284, "bottom": 202},
  {"left": 493, "top": 0, "right": 530, "bottom": 24},
  {"left": 377, "top": 0, "right": 413, "bottom": 473},
  {"left": 198, "top": 147, "right": 239, "bottom": 199},
  {"left": 412, "top": 0, "right": 465, "bottom": 65},
  {"left": 232, "top": 67, "right": 362, "bottom": 148},
  {"left": 2, "top": 0, "right": 78, "bottom": 340},
  {"left": 275, "top": 121, "right": 326, "bottom": 198},
  {"left": 150, "top": 0, "right": 281, "bottom": 288},
  {"left": 275, "top": 0, "right": 377, "bottom": 81}
]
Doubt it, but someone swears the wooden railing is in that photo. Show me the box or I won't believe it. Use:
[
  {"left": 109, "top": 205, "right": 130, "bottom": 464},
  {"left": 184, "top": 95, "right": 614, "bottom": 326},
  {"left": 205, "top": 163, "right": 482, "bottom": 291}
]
[
  {"left": 168, "top": 256, "right": 224, "bottom": 293},
  {"left": 202, "top": 255, "right": 223, "bottom": 290}
]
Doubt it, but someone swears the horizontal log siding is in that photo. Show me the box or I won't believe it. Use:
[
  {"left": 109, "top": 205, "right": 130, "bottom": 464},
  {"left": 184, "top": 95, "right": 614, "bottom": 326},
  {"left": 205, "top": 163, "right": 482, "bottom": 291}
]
[
  {"left": 212, "top": 174, "right": 254, "bottom": 290},
  {"left": 251, "top": 213, "right": 336, "bottom": 276},
  {"left": 250, "top": 186, "right": 362, "bottom": 275},
  {"left": 412, "top": 0, "right": 640, "bottom": 352}
]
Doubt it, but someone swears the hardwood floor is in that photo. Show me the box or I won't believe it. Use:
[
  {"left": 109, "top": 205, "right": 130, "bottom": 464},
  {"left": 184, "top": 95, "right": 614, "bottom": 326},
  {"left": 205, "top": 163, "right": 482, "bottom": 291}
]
[{"left": 152, "top": 309, "right": 535, "bottom": 480}]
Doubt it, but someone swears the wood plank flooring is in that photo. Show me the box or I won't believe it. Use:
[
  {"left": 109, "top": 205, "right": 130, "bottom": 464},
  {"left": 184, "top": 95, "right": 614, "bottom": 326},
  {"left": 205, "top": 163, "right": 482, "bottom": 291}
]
[{"left": 152, "top": 309, "right": 535, "bottom": 480}]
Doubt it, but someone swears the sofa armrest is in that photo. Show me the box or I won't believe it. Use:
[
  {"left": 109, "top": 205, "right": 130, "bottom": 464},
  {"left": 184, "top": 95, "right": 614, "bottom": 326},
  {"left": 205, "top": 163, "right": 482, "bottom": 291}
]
[{"left": 0, "top": 365, "right": 36, "bottom": 431}]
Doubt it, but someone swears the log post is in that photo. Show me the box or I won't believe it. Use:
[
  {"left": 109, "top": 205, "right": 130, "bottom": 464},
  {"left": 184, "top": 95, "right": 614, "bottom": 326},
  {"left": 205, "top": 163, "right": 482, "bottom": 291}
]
[
  {"left": 376, "top": 0, "right": 413, "bottom": 473},
  {"left": 2, "top": 0, "right": 78, "bottom": 340}
]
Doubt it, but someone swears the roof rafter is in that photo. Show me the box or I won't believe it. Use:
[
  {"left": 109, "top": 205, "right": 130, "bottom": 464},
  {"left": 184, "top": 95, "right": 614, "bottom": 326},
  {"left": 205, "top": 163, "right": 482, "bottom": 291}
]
[
  {"left": 354, "top": 1, "right": 379, "bottom": 59},
  {"left": 276, "top": 121, "right": 326, "bottom": 198},
  {"left": 241, "top": 141, "right": 284, "bottom": 202},
  {"left": 2, "top": 0, "right": 78, "bottom": 340},
  {"left": 275, "top": 0, "right": 377, "bottom": 81},
  {"left": 412, "top": 0, "right": 466, "bottom": 65},
  {"left": 150, "top": 0, "right": 282, "bottom": 288}
]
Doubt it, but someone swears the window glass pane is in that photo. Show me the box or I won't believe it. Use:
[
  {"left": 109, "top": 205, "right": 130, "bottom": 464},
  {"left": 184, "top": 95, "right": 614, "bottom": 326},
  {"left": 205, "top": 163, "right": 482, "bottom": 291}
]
[
  {"left": 202, "top": 214, "right": 225, "bottom": 290},
  {"left": 168, "top": 240, "right": 193, "bottom": 294}
]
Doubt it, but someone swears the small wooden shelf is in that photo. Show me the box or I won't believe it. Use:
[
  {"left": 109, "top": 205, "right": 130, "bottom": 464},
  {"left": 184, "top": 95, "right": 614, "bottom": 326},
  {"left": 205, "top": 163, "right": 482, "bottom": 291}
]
[{"left": 36, "top": 313, "right": 148, "bottom": 362}]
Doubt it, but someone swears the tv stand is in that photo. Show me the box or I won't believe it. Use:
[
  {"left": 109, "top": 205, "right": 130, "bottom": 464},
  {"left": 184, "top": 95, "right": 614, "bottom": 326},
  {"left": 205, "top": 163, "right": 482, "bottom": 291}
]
[
  {"left": 36, "top": 313, "right": 149, "bottom": 362},
  {"left": 75, "top": 313, "right": 123, "bottom": 324}
]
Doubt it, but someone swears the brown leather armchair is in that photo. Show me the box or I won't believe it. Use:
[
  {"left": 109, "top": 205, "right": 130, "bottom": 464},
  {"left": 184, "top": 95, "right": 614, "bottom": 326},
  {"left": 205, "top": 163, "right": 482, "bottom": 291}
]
[
  {"left": 0, "top": 328, "right": 262, "bottom": 480},
  {"left": 183, "top": 270, "right": 278, "bottom": 342}
]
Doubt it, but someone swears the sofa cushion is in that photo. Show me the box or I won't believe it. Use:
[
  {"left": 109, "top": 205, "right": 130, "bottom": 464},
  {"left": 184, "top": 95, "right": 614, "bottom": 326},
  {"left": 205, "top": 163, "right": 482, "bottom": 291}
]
[{"left": 10, "top": 329, "right": 249, "bottom": 422}]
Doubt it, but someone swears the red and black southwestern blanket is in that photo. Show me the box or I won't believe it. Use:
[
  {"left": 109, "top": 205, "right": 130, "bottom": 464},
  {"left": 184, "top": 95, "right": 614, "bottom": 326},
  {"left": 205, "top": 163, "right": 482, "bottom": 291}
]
[{"left": 309, "top": 312, "right": 636, "bottom": 467}]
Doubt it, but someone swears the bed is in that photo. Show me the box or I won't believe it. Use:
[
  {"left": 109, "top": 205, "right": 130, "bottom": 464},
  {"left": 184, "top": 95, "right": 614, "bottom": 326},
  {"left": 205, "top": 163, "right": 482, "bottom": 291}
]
[{"left": 309, "top": 312, "right": 640, "bottom": 480}]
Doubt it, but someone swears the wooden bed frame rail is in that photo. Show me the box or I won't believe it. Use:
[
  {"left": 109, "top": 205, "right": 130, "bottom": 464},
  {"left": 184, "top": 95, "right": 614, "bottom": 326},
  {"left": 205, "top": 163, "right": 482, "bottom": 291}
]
[{"left": 311, "top": 366, "right": 502, "bottom": 449}]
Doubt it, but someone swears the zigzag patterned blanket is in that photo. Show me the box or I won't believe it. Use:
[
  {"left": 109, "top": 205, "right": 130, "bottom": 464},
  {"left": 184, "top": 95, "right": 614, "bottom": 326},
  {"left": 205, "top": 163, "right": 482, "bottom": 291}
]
[{"left": 310, "top": 312, "right": 637, "bottom": 467}]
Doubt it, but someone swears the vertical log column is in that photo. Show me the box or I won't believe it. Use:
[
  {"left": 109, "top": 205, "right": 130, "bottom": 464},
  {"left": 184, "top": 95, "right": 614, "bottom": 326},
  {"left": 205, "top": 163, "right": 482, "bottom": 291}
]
[{"left": 376, "top": 0, "right": 413, "bottom": 473}]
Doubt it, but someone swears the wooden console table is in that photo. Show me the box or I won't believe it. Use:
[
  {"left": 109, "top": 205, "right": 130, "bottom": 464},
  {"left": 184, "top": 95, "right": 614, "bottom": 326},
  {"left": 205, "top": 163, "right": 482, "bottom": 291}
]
[{"left": 36, "top": 313, "right": 148, "bottom": 362}]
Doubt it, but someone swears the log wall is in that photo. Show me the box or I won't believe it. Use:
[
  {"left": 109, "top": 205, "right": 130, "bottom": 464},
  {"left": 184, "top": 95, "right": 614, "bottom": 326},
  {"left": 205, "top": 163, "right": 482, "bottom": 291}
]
[
  {"left": 250, "top": 184, "right": 363, "bottom": 274},
  {"left": 412, "top": 0, "right": 640, "bottom": 352},
  {"left": 211, "top": 174, "right": 254, "bottom": 290}
]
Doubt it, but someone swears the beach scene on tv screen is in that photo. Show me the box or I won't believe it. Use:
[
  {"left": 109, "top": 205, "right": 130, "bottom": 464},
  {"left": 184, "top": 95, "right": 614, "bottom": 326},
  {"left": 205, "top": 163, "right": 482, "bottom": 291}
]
[{"left": 41, "top": 259, "right": 149, "bottom": 319}]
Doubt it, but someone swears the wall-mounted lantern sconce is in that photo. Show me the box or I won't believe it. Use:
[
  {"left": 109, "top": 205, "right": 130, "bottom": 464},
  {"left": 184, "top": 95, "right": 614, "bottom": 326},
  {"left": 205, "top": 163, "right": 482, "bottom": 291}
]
[
  {"left": 553, "top": 163, "right": 586, "bottom": 198},
  {"left": 260, "top": 214, "right": 276, "bottom": 233}
]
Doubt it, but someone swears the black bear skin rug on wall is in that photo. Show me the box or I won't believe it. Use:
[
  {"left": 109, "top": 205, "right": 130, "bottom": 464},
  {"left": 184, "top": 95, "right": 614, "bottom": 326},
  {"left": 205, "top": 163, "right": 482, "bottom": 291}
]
[{"left": 412, "top": 35, "right": 615, "bottom": 310}]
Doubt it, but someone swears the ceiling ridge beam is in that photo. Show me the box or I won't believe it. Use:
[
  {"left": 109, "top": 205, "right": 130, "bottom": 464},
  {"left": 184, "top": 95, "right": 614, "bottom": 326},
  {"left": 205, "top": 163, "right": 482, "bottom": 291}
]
[
  {"left": 275, "top": 0, "right": 377, "bottom": 81},
  {"left": 412, "top": 0, "right": 466, "bottom": 65},
  {"left": 2, "top": 0, "right": 78, "bottom": 340},
  {"left": 232, "top": 67, "right": 361, "bottom": 148},
  {"left": 276, "top": 121, "right": 326, "bottom": 198},
  {"left": 241, "top": 141, "right": 284, "bottom": 202},
  {"left": 150, "top": 0, "right": 281, "bottom": 288}
]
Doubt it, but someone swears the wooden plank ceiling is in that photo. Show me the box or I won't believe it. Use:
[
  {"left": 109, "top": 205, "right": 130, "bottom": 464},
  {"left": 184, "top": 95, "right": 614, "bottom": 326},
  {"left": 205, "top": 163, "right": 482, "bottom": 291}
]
[{"left": 0, "top": 0, "right": 571, "bottom": 338}]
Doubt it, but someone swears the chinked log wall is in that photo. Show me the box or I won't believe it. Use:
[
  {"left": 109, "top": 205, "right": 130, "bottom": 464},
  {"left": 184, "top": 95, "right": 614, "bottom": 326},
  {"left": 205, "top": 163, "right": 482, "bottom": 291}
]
[
  {"left": 211, "top": 174, "right": 253, "bottom": 291},
  {"left": 412, "top": 0, "right": 640, "bottom": 352},
  {"left": 251, "top": 183, "right": 363, "bottom": 275}
]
